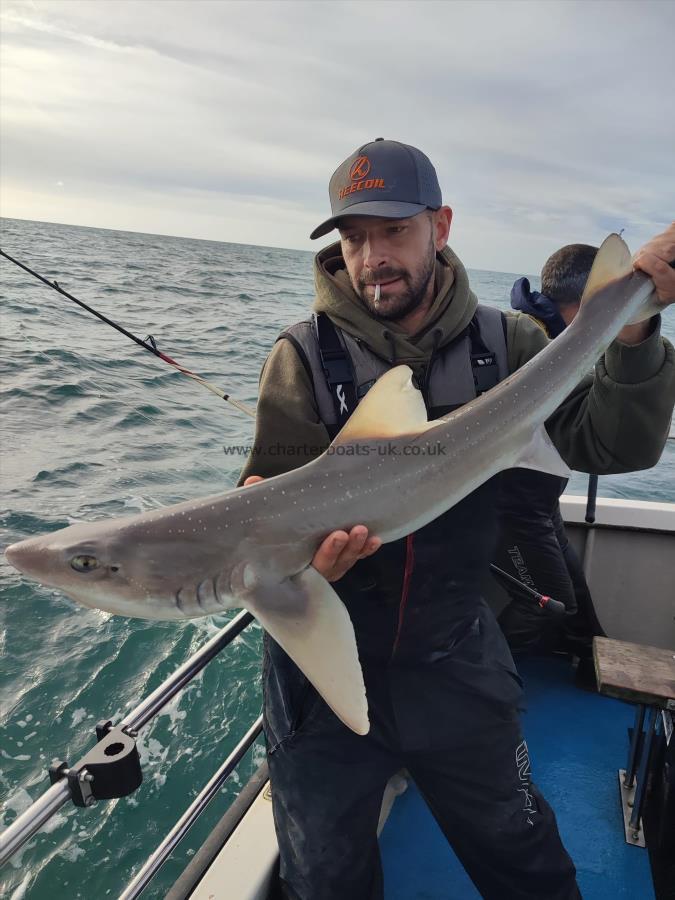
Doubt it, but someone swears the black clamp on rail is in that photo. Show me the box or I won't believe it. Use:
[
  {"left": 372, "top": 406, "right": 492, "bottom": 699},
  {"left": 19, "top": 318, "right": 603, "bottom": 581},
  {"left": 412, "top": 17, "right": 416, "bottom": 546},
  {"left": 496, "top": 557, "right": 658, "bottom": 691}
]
[{"left": 48, "top": 720, "right": 142, "bottom": 808}]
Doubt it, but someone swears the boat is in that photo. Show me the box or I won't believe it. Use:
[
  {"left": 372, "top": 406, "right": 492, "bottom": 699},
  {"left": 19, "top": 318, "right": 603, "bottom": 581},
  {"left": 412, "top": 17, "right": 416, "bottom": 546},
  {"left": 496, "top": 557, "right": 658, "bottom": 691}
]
[{"left": 2, "top": 492, "right": 674, "bottom": 899}]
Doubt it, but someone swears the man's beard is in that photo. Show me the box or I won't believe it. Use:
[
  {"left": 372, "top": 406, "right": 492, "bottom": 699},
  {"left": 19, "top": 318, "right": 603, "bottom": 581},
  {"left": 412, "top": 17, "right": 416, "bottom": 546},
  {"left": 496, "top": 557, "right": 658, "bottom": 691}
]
[{"left": 356, "top": 243, "right": 436, "bottom": 322}]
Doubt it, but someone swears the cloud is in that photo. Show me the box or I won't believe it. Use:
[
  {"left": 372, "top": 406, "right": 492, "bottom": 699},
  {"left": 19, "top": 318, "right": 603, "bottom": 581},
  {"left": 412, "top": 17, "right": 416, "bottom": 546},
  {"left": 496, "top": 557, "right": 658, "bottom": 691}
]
[{"left": 1, "top": 0, "right": 673, "bottom": 272}]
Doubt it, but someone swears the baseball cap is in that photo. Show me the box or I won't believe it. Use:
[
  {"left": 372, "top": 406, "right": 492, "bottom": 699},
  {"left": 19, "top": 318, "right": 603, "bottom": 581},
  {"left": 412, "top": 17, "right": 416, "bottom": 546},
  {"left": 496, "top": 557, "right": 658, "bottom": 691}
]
[{"left": 310, "top": 138, "right": 442, "bottom": 240}]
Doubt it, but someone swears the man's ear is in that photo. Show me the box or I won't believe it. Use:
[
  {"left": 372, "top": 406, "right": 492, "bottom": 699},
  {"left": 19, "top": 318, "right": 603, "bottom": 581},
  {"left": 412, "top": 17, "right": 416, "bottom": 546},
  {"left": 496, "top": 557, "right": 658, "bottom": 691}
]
[
  {"left": 560, "top": 302, "right": 581, "bottom": 327},
  {"left": 433, "top": 206, "right": 453, "bottom": 250}
]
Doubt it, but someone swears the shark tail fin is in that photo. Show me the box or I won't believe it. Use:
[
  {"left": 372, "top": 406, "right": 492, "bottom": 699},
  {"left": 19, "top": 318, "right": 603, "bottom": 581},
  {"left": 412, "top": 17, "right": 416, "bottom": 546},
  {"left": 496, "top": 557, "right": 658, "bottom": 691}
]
[
  {"left": 241, "top": 566, "right": 369, "bottom": 735},
  {"left": 580, "top": 233, "right": 633, "bottom": 305},
  {"left": 581, "top": 232, "right": 661, "bottom": 323}
]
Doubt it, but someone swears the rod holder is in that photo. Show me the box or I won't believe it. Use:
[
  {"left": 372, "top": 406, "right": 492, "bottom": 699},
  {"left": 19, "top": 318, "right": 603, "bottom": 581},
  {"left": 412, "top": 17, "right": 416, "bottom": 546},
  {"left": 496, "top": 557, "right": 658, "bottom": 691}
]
[{"left": 49, "top": 724, "right": 142, "bottom": 808}]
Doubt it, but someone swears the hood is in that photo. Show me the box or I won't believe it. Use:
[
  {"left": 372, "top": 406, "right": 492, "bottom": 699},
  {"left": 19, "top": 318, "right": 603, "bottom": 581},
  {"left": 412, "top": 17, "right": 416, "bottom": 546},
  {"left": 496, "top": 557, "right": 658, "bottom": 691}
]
[
  {"left": 312, "top": 242, "right": 478, "bottom": 366},
  {"left": 510, "top": 277, "right": 566, "bottom": 338}
]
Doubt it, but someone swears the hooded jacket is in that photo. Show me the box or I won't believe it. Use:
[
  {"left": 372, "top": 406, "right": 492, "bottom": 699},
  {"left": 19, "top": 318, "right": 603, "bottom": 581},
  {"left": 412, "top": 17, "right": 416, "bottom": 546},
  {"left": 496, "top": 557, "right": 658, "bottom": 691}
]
[
  {"left": 240, "top": 241, "right": 674, "bottom": 484},
  {"left": 510, "top": 276, "right": 567, "bottom": 338}
]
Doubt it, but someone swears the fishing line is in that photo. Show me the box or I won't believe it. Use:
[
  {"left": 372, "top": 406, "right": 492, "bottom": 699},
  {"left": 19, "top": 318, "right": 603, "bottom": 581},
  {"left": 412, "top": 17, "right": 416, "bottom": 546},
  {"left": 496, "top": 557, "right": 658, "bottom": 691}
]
[{"left": 0, "top": 249, "right": 256, "bottom": 419}]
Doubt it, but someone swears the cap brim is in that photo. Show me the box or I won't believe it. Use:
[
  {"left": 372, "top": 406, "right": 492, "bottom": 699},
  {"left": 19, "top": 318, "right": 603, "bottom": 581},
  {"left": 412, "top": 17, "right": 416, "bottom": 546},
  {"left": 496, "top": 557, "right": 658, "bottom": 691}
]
[{"left": 309, "top": 201, "right": 428, "bottom": 240}]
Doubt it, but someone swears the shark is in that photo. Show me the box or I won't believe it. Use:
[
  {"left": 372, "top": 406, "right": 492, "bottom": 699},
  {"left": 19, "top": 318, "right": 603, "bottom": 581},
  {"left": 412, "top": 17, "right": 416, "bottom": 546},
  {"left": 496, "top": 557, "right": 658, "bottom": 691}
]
[{"left": 4, "top": 234, "right": 668, "bottom": 736}]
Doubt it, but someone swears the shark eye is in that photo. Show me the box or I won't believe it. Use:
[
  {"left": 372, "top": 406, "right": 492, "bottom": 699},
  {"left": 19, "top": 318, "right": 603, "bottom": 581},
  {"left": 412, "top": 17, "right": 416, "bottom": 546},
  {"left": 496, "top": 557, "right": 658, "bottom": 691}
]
[{"left": 70, "top": 555, "right": 100, "bottom": 573}]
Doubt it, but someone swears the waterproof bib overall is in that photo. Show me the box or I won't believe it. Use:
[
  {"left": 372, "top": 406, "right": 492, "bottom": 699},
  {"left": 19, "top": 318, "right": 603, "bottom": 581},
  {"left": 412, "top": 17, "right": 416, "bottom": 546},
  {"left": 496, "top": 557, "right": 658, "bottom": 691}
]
[{"left": 262, "top": 307, "right": 580, "bottom": 900}]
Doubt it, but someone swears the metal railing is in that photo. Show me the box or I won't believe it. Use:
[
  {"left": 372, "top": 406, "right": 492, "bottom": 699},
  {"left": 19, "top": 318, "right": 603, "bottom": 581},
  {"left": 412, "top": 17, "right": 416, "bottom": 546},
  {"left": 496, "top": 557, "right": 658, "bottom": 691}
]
[
  {"left": 0, "top": 610, "right": 256, "bottom": 870},
  {"left": 119, "top": 714, "right": 263, "bottom": 900}
]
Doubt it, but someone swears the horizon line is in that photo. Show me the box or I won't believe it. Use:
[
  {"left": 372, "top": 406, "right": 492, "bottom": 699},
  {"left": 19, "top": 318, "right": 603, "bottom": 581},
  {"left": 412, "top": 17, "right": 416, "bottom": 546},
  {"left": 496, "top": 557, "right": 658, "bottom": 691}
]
[{"left": 0, "top": 214, "right": 526, "bottom": 279}]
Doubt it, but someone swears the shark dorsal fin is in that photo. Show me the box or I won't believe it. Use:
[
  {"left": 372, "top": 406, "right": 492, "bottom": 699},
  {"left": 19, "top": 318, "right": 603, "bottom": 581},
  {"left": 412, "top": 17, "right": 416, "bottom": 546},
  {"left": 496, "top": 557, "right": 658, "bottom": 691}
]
[
  {"left": 581, "top": 233, "right": 633, "bottom": 304},
  {"left": 332, "top": 365, "right": 433, "bottom": 444}
]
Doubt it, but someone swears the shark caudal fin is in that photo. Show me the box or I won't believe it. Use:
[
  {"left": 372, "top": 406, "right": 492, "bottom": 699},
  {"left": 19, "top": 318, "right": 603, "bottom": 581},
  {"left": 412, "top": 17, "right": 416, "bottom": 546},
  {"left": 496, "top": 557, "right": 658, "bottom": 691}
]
[
  {"left": 331, "top": 365, "right": 434, "bottom": 445},
  {"left": 582, "top": 233, "right": 661, "bottom": 323},
  {"left": 241, "top": 566, "right": 369, "bottom": 735},
  {"left": 580, "top": 233, "right": 633, "bottom": 305}
]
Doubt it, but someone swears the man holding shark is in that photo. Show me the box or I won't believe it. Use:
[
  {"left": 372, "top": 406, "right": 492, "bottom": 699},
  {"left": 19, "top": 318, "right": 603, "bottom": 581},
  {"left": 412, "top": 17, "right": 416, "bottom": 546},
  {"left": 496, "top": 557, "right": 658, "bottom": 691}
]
[
  {"left": 5, "top": 143, "right": 674, "bottom": 898},
  {"left": 240, "top": 140, "right": 675, "bottom": 899}
]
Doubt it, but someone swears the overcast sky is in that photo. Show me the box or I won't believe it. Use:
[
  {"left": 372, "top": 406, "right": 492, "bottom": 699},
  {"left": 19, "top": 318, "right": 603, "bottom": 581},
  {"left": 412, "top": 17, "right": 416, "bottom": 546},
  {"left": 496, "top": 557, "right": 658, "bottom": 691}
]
[{"left": 1, "top": 0, "right": 673, "bottom": 273}]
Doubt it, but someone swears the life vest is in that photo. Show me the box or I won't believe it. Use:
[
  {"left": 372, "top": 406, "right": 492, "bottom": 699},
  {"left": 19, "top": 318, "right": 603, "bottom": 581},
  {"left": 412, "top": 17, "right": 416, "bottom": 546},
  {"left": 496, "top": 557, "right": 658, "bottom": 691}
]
[{"left": 277, "top": 304, "right": 508, "bottom": 439}]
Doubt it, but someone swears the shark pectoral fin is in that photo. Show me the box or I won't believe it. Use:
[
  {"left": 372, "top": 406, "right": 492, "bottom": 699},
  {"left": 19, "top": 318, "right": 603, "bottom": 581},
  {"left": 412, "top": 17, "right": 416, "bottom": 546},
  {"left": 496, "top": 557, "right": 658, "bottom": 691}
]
[
  {"left": 241, "top": 566, "right": 369, "bottom": 736},
  {"left": 515, "top": 424, "right": 571, "bottom": 478},
  {"left": 331, "top": 365, "right": 434, "bottom": 445},
  {"left": 580, "top": 233, "right": 632, "bottom": 304}
]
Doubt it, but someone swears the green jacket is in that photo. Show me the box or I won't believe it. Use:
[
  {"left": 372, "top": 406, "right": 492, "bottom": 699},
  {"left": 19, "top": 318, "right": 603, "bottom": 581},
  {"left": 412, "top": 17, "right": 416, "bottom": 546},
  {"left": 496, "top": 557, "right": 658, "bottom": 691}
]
[{"left": 239, "top": 243, "right": 675, "bottom": 484}]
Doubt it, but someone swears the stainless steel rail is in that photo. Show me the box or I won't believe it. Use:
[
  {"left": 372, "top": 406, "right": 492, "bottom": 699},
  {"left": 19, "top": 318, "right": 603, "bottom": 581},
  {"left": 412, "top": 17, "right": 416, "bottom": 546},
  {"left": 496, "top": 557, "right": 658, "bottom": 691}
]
[
  {"left": 119, "top": 715, "right": 264, "bottom": 900},
  {"left": 120, "top": 610, "right": 254, "bottom": 732},
  {"left": 0, "top": 781, "right": 72, "bottom": 867},
  {"left": 0, "top": 610, "right": 255, "bottom": 867}
]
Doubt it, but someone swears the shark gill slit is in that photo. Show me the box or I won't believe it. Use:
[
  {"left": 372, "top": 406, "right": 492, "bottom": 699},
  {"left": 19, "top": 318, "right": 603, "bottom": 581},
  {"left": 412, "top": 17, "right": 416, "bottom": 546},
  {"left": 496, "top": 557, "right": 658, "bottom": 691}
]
[
  {"left": 196, "top": 578, "right": 214, "bottom": 612},
  {"left": 195, "top": 582, "right": 207, "bottom": 612},
  {"left": 175, "top": 588, "right": 187, "bottom": 615}
]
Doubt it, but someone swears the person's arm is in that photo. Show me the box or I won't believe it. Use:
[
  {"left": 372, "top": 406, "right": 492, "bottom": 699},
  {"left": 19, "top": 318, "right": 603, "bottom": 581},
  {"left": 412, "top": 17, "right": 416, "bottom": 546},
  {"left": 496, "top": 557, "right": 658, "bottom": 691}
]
[
  {"left": 237, "top": 338, "right": 329, "bottom": 484},
  {"left": 616, "top": 222, "right": 675, "bottom": 344},
  {"left": 548, "top": 331, "right": 673, "bottom": 473},
  {"left": 506, "top": 226, "right": 675, "bottom": 474},
  {"left": 238, "top": 338, "right": 381, "bottom": 579}
]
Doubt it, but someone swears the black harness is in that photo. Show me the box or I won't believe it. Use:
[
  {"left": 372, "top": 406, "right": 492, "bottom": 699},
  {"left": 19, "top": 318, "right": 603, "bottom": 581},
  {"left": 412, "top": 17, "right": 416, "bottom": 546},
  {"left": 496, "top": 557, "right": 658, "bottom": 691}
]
[
  {"left": 312, "top": 311, "right": 504, "bottom": 434},
  {"left": 314, "top": 312, "right": 359, "bottom": 432}
]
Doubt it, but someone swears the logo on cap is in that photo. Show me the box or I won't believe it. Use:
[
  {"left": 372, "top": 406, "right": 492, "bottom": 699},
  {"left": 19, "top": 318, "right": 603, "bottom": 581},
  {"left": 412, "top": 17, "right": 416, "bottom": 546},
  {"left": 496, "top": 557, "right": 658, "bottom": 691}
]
[
  {"left": 338, "top": 155, "right": 385, "bottom": 201},
  {"left": 349, "top": 156, "right": 371, "bottom": 181}
]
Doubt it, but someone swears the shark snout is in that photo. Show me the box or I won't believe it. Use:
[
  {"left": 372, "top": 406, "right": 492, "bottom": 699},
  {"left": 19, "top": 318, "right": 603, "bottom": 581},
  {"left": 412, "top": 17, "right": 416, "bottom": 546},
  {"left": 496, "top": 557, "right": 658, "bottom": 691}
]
[{"left": 5, "top": 537, "right": 48, "bottom": 580}]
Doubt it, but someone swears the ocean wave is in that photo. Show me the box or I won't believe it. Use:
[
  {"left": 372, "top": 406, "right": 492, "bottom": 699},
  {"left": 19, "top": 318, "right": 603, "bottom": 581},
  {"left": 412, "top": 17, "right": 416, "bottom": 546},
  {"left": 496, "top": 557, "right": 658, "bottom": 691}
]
[{"left": 33, "top": 461, "right": 104, "bottom": 483}]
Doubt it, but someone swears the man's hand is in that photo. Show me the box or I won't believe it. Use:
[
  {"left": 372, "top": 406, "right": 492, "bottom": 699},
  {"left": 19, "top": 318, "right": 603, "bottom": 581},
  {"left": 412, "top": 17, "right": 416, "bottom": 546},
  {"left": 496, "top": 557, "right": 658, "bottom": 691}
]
[
  {"left": 243, "top": 476, "right": 382, "bottom": 582},
  {"left": 633, "top": 221, "right": 675, "bottom": 305},
  {"left": 617, "top": 222, "right": 675, "bottom": 345},
  {"left": 310, "top": 525, "right": 382, "bottom": 582}
]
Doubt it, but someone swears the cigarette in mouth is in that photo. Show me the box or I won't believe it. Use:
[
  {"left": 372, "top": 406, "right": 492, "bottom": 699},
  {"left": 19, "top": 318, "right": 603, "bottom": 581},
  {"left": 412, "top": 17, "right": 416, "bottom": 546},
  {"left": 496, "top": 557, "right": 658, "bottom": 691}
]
[{"left": 374, "top": 284, "right": 381, "bottom": 302}]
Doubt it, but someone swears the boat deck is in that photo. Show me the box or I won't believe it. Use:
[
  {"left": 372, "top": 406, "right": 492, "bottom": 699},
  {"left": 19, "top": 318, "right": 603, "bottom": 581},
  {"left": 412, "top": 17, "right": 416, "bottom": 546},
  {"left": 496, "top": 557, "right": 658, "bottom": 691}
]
[{"left": 380, "top": 655, "right": 654, "bottom": 899}]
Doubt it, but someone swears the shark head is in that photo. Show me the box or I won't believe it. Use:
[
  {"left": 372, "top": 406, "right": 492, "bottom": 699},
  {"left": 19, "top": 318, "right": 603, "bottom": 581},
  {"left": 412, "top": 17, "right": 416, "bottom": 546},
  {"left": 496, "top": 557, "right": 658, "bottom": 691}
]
[{"left": 5, "top": 518, "right": 231, "bottom": 619}]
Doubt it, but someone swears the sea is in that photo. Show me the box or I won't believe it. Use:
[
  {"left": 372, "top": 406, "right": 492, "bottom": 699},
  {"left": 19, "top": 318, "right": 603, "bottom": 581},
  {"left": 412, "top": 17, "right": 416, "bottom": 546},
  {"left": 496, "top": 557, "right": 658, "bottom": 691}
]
[{"left": 1, "top": 217, "right": 674, "bottom": 899}]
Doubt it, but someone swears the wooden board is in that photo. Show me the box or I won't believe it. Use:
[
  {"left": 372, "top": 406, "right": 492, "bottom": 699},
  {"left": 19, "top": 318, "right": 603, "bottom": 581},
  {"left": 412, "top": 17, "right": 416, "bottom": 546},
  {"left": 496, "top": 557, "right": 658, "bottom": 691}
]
[{"left": 594, "top": 637, "right": 675, "bottom": 708}]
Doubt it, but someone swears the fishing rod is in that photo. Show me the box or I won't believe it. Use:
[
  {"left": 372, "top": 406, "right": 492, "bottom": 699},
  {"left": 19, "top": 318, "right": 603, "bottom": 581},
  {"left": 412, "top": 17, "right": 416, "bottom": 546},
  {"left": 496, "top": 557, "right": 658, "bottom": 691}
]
[
  {"left": 0, "top": 248, "right": 256, "bottom": 419},
  {"left": 489, "top": 563, "right": 566, "bottom": 616},
  {"left": 17, "top": 330, "right": 234, "bottom": 484}
]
